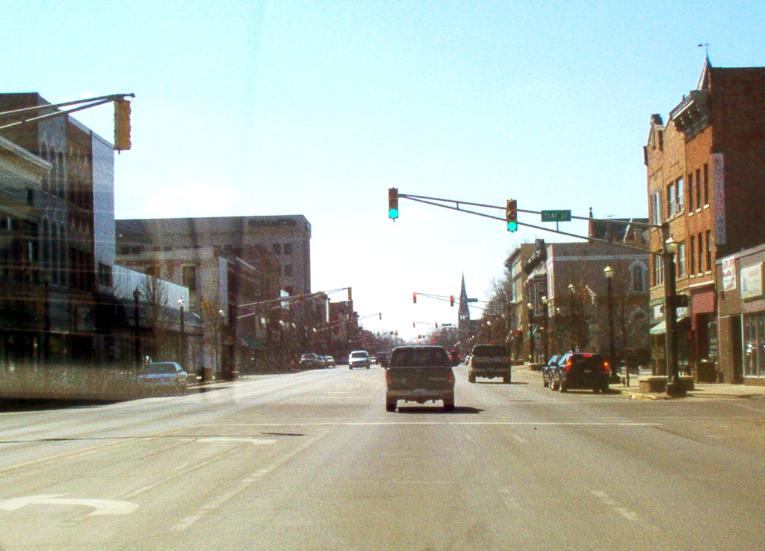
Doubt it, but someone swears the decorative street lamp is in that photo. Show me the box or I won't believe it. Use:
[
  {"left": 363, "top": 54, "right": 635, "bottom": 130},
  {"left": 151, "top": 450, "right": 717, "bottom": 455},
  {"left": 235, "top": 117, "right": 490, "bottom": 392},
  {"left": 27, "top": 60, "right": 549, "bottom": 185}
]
[
  {"left": 133, "top": 288, "right": 141, "bottom": 369},
  {"left": 662, "top": 234, "right": 684, "bottom": 396},
  {"left": 567, "top": 283, "right": 577, "bottom": 351},
  {"left": 603, "top": 266, "right": 618, "bottom": 383},
  {"left": 177, "top": 298, "right": 185, "bottom": 367},
  {"left": 527, "top": 302, "right": 534, "bottom": 363},
  {"left": 541, "top": 295, "right": 549, "bottom": 362}
]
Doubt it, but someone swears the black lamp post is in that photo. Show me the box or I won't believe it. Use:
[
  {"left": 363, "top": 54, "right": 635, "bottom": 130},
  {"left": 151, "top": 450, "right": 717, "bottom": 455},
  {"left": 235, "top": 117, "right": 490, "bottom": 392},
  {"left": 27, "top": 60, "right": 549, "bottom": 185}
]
[
  {"left": 527, "top": 302, "right": 534, "bottom": 363},
  {"left": 541, "top": 296, "right": 549, "bottom": 362},
  {"left": 662, "top": 232, "right": 685, "bottom": 396},
  {"left": 177, "top": 298, "right": 185, "bottom": 366},
  {"left": 133, "top": 288, "right": 141, "bottom": 369},
  {"left": 603, "top": 266, "right": 618, "bottom": 383},
  {"left": 567, "top": 283, "right": 577, "bottom": 351}
]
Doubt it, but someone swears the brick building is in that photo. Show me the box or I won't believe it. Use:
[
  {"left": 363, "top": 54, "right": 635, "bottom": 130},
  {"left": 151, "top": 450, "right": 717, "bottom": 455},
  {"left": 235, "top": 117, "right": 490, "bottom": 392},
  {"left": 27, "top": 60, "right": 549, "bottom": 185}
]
[
  {"left": 717, "top": 244, "right": 765, "bottom": 385},
  {"left": 644, "top": 59, "right": 765, "bottom": 376}
]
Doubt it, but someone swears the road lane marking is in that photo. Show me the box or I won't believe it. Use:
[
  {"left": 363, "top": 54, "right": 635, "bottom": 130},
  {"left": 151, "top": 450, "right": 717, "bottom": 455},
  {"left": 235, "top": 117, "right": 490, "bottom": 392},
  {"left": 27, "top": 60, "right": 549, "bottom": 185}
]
[
  {"left": 0, "top": 428, "right": 189, "bottom": 475},
  {"left": 511, "top": 434, "right": 530, "bottom": 445},
  {"left": 590, "top": 489, "right": 646, "bottom": 526},
  {"left": 0, "top": 494, "right": 138, "bottom": 516},
  {"left": 196, "top": 437, "right": 276, "bottom": 445},
  {"left": 170, "top": 429, "right": 331, "bottom": 532}
]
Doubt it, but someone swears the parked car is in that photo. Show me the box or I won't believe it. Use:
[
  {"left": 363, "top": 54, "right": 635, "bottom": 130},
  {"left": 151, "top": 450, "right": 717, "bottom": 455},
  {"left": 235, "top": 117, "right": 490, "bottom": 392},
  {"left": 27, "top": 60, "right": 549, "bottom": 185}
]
[
  {"left": 324, "top": 355, "right": 336, "bottom": 368},
  {"left": 348, "top": 350, "right": 370, "bottom": 369},
  {"left": 385, "top": 345, "right": 455, "bottom": 411},
  {"left": 542, "top": 355, "right": 561, "bottom": 388},
  {"left": 468, "top": 344, "right": 511, "bottom": 383},
  {"left": 137, "top": 362, "right": 188, "bottom": 395},
  {"left": 550, "top": 352, "right": 610, "bottom": 393},
  {"left": 299, "top": 353, "right": 320, "bottom": 369}
]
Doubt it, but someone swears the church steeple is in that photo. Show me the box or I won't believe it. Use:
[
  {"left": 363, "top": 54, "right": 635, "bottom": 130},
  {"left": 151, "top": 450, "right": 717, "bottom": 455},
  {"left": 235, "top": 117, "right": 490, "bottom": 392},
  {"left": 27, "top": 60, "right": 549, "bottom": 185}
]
[{"left": 458, "top": 273, "right": 470, "bottom": 322}]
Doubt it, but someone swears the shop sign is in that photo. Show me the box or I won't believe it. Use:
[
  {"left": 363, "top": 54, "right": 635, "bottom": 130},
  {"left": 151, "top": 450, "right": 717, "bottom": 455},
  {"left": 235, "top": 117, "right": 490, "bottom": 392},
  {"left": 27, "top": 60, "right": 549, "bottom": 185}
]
[
  {"left": 713, "top": 153, "right": 726, "bottom": 246},
  {"left": 722, "top": 256, "right": 736, "bottom": 291},
  {"left": 741, "top": 263, "right": 763, "bottom": 300}
]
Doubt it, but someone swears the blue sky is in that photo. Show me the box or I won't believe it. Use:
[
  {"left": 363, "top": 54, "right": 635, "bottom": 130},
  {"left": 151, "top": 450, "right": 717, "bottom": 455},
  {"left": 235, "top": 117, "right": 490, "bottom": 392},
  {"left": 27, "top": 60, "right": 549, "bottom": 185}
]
[{"left": 3, "top": 0, "right": 764, "bottom": 338}]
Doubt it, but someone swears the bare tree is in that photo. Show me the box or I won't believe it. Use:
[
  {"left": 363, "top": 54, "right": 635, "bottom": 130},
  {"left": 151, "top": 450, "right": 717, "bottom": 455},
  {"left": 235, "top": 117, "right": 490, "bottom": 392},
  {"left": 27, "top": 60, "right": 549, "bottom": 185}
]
[{"left": 141, "top": 275, "right": 173, "bottom": 361}]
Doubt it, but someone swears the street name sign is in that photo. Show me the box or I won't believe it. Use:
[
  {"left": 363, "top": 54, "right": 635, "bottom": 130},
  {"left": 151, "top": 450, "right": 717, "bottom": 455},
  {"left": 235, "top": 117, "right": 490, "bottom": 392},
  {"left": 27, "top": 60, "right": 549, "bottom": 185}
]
[{"left": 541, "top": 210, "right": 571, "bottom": 222}]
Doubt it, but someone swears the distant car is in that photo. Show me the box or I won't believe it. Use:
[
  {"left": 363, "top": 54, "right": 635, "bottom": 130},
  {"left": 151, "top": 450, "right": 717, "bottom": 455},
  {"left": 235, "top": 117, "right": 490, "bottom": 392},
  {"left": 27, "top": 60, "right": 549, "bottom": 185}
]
[
  {"left": 385, "top": 345, "right": 455, "bottom": 411},
  {"left": 543, "top": 355, "right": 561, "bottom": 388},
  {"left": 137, "top": 362, "right": 188, "bottom": 395},
  {"left": 468, "top": 344, "right": 511, "bottom": 383},
  {"left": 376, "top": 352, "right": 388, "bottom": 367},
  {"left": 325, "top": 355, "right": 336, "bottom": 368},
  {"left": 549, "top": 352, "right": 610, "bottom": 393},
  {"left": 348, "top": 350, "right": 370, "bottom": 369},
  {"left": 337, "top": 355, "right": 348, "bottom": 365},
  {"left": 463, "top": 354, "right": 471, "bottom": 366},
  {"left": 299, "top": 353, "right": 320, "bottom": 369}
]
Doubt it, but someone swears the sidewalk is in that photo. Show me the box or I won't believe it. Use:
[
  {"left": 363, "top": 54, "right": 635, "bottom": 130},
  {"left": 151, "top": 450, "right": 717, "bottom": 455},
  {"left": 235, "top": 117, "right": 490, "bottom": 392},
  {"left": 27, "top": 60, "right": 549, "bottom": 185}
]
[{"left": 515, "top": 363, "right": 765, "bottom": 400}]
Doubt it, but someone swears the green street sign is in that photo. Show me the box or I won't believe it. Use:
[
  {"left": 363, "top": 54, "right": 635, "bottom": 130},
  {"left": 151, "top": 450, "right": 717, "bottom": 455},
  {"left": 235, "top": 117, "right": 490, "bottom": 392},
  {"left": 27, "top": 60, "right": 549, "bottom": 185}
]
[{"left": 541, "top": 210, "right": 572, "bottom": 222}]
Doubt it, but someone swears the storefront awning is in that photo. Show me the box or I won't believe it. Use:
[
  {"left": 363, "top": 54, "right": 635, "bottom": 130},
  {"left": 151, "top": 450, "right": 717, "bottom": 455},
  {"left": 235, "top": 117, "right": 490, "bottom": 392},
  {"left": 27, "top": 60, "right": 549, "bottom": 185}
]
[{"left": 649, "top": 314, "right": 689, "bottom": 335}]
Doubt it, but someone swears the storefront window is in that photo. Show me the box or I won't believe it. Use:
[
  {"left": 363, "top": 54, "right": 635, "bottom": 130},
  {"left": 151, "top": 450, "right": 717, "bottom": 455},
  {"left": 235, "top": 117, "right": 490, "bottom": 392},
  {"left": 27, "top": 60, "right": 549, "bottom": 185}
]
[{"left": 743, "top": 313, "right": 765, "bottom": 377}]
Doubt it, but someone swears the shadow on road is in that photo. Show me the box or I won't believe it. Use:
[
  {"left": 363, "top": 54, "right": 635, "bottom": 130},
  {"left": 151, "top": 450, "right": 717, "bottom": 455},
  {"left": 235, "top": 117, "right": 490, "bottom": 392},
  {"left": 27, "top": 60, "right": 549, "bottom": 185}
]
[
  {"left": 0, "top": 398, "right": 117, "bottom": 413},
  {"left": 396, "top": 406, "right": 483, "bottom": 414},
  {"left": 471, "top": 381, "right": 528, "bottom": 385}
]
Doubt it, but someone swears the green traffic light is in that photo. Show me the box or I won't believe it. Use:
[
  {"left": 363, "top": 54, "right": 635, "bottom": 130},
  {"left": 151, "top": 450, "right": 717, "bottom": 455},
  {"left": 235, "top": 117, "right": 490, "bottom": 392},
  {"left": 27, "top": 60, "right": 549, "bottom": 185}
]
[
  {"left": 507, "top": 221, "right": 518, "bottom": 232},
  {"left": 389, "top": 208, "right": 399, "bottom": 220}
]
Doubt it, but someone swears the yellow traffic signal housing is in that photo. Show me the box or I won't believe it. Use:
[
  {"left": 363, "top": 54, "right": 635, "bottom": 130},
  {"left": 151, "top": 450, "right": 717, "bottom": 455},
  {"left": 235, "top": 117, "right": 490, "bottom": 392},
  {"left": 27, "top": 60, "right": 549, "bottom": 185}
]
[
  {"left": 388, "top": 188, "right": 399, "bottom": 219},
  {"left": 114, "top": 99, "right": 132, "bottom": 151},
  {"left": 506, "top": 199, "right": 518, "bottom": 232}
]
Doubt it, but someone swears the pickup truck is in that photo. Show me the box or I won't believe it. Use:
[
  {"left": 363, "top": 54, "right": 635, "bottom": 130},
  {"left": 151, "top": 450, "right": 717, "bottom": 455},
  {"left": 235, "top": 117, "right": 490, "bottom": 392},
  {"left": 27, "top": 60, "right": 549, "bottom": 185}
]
[
  {"left": 468, "top": 344, "right": 511, "bottom": 383},
  {"left": 385, "top": 345, "right": 455, "bottom": 412}
]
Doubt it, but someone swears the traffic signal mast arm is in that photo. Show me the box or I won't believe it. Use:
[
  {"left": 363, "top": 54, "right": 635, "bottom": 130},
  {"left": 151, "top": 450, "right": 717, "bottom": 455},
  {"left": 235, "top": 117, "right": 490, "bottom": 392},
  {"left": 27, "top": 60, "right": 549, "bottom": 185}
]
[
  {"left": 393, "top": 191, "right": 657, "bottom": 255},
  {"left": 0, "top": 93, "right": 135, "bottom": 131},
  {"left": 412, "top": 291, "right": 489, "bottom": 310}
]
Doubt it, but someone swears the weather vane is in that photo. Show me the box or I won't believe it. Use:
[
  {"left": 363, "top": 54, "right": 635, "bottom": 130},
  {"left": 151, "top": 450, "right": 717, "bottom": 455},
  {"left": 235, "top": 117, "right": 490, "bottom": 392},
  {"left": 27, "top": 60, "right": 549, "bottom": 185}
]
[{"left": 697, "top": 42, "right": 710, "bottom": 58}]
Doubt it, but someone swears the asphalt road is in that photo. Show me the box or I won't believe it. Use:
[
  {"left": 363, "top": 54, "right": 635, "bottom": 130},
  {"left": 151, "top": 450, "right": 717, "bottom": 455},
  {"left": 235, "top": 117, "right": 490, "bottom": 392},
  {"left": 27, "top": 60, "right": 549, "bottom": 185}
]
[{"left": 1, "top": 365, "right": 764, "bottom": 551}]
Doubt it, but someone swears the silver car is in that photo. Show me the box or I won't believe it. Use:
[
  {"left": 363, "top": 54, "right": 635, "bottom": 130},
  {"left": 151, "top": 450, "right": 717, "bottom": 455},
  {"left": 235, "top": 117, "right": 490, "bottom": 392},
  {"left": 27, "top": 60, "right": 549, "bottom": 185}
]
[
  {"left": 348, "top": 350, "right": 370, "bottom": 369},
  {"left": 137, "top": 362, "right": 188, "bottom": 395}
]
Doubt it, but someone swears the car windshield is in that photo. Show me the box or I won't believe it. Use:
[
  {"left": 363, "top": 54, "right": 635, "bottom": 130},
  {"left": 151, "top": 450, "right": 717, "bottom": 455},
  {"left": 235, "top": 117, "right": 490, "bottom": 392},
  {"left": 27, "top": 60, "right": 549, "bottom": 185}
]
[{"left": 2, "top": 4, "right": 763, "bottom": 550}]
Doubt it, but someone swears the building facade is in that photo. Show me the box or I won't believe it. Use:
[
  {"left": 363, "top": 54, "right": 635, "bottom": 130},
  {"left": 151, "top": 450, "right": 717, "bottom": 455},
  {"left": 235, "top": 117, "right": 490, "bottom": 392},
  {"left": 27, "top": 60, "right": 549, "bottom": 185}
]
[{"left": 644, "top": 60, "right": 765, "bottom": 377}]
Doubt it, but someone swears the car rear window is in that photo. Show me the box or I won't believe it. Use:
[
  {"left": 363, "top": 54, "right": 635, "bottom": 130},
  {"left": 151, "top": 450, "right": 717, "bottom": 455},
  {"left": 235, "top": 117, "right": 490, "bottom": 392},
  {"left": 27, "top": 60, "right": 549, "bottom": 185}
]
[
  {"left": 472, "top": 345, "right": 506, "bottom": 357},
  {"left": 389, "top": 348, "right": 449, "bottom": 367},
  {"left": 350, "top": 352, "right": 368, "bottom": 359},
  {"left": 571, "top": 354, "right": 604, "bottom": 366}
]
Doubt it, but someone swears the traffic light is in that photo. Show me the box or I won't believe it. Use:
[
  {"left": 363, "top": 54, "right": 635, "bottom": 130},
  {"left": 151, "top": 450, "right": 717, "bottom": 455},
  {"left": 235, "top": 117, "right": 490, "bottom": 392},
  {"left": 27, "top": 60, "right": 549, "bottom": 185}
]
[
  {"left": 449, "top": 295, "right": 455, "bottom": 307},
  {"left": 388, "top": 188, "right": 399, "bottom": 220},
  {"left": 348, "top": 287, "right": 352, "bottom": 301},
  {"left": 379, "top": 313, "right": 382, "bottom": 320},
  {"left": 506, "top": 199, "right": 518, "bottom": 232},
  {"left": 412, "top": 292, "right": 417, "bottom": 304},
  {"left": 412, "top": 321, "right": 415, "bottom": 328},
  {"left": 114, "top": 99, "right": 132, "bottom": 151}
]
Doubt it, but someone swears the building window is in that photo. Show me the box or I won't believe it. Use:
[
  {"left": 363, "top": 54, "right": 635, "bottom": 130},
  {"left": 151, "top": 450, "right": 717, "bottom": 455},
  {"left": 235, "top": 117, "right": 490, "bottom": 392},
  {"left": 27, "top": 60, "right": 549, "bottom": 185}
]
[
  {"left": 98, "top": 263, "right": 113, "bottom": 287},
  {"left": 676, "top": 242, "right": 686, "bottom": 277},
  {"left": 697, "top": 233, "right": 703, "bottom": 274},
  {"left": 650, "top": 191, "right": 662, "bottom": 225},
  {"left": 652, "top": 256, "right": 664, "bottom": 286},
  {"left": 689, "top": 235, "right": 696, "bottom": 274},
  {"left": 687, "top": 173, "right": 693, "bottom": 211},
  {"left": 703, "top": 163, "right": 710, "bottom": 206},
  {"left": 695, "top": 168, "right": 702, "bottom": 210},
  {"left": 182, "top": 265, "right": 197, "bottom": 292},
  {"left": 743, "top": 313, "right": 765, "bottom": 377},
  {"left": 631, "top": 263, "right": 646, "bottom": 292},
  {"left": 676, "top": 177, "right": 684, "bottom": 213},
  {"left": 272, "top": 243, "right": 282, "bottom": 255},
  {"left": 705, "top": 230, "right": 712, "bottom": 271},
  {"left": 283, "top": 243, "right": 293, "bottom": 255},
  {"left": 284, "top": 264, "right": 293, "bottom": 277},
  {"left": 145, "top": 265, "right": 159, "bottom": 277},
  {"left": 667, "top": 183, "right": 675, "bottom": 217}
]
